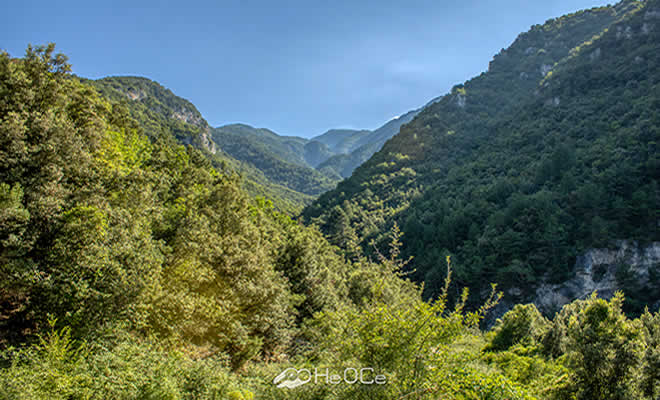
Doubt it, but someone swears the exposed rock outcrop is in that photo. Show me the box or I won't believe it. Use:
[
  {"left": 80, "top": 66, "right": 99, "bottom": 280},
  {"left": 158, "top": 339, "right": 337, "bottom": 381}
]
[
  {"left": 126, "top": 88, "right": 147, "bottom": 101},
  {"left": 199, "top": 129, "right": 217, "bottom": 154},
  {"left": 533, "top": 241, "right": 660, "bottom": 314},
  {"left": 172, "top": 108, "right": 204, "bottom": 127}
]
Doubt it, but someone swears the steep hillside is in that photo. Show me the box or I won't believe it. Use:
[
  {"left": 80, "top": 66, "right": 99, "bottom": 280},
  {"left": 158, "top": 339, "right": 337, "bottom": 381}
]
[
  {"left": 310, "top": 128, "right": 371, "bottom": 154},
  {"left": 87, "top": 77, "right": 320, "bottom": 213},
  {"left": 212, "top": 124, "right": 339, "bottom": 196},
  {"left": 304, "top": 0, "right": 658, "bottom": 311},
  {"left": 316, "top": 141, "right": 382, "bottom": 179},
  {"left": 358, "top": 109, "right": 420, "bottom": 149},
  {"left": 303, "top": 139, "right": 335, "bottom": 168},
  {"left": 90, "top": 76, "right": 217, "bottom": 153},
  {"left": 318, "top": 109, "right": 422, "bottom": 178},
  {"left": 213, "top": 123, "right": 309, "bottom": 167}
]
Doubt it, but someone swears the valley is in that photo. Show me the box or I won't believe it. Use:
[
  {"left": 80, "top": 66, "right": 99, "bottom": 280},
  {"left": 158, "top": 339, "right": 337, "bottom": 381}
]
[{"left": 1, "top": 0, "right": 659, "bottom": 399}]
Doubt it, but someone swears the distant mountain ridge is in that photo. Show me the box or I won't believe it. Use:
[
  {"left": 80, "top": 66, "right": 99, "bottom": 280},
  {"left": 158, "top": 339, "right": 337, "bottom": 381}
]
[
  {"left": 316, "top": 109, "right": 422, "bottom": 178},
  {"left": 211, "top": 124, "right": 337, "bottom": 196},
  {"left": 87, "top": 76, "right": 426, "bottom": 210},
  {"left": 214, "top": 106, "right": 424, "bottom": 181}
]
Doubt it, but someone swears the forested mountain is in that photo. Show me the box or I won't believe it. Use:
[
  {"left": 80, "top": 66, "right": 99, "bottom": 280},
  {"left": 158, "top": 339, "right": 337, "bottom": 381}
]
[
  {"left": 355, "top": 109, "right": 421, "bottom": 150},
  {"left": 304, "top": 0, "right": 659, "bottom": 313},
  {"left": 85, "top": 76, "right": 325, "bottom": 213},
  {"left": 82, "top": 71, "right": 423, "bottom": 211},
  {"left": 213, "top": 124, "right": 310, "bottom": 167},
  {"left": 89, "top": 77, "right": 418, "bottom": 197},
  {"left": 317, "top": 109, "right": 422, "bottom": 178},
  {"left": 305, "top": 111, "right": 424, "bottom": 178},
  {"left": 212, "top": 124, "right": 339, "bottom": 196},
  {"left": 90, "top": 76, "right": 217, "bottom": 153},
  {"left": 212, "top": 112, "right": 423, "bottom": 186},
  {"left": 316, "top": 142, "right": 382, "bottom": 180},
  {"left": 2, "top": 1, "right": 660, "bottom": 398}
]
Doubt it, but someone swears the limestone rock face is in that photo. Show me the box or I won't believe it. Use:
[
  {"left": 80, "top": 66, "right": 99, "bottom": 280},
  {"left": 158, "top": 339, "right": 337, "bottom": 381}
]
[
  {"left": 172, "top": 108, "right": 203, "bottom": 127},
  {"left": 171, "top": 108, "right": 217, "bottom": 154},
  {"left": 485, "top": 241, "right": 660, "bottom": 327},
  {"left": 533, "top": 241, "right": 660, "bottom": 314},
  {"left": 126, "top": 88, "right": 147, "bottom": 101},
  {"left": 199, "top": 129, "right": 217, "bottom": 154}
]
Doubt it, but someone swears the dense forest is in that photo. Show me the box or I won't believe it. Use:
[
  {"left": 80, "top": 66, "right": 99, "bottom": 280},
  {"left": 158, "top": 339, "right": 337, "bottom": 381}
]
[{"left": 1, "top": 0, "right": 659, "bottom": 399}]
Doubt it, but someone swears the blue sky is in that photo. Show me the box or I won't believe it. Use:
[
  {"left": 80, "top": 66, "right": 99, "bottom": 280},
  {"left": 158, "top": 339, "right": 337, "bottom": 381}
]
[{"left": 3, "top": 0, "right": 611, "bottom": 137}]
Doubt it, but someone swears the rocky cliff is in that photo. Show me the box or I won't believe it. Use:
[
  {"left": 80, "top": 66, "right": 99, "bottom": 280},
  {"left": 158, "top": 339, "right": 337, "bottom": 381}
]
[{"left": 533, "top": 241, "right": 660, "bottom": 314}]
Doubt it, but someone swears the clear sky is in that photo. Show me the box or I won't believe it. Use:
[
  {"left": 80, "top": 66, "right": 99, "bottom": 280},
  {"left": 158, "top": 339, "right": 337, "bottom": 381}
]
[{"left": 3, "top": 0, "right": 611, "bottom": 137}]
